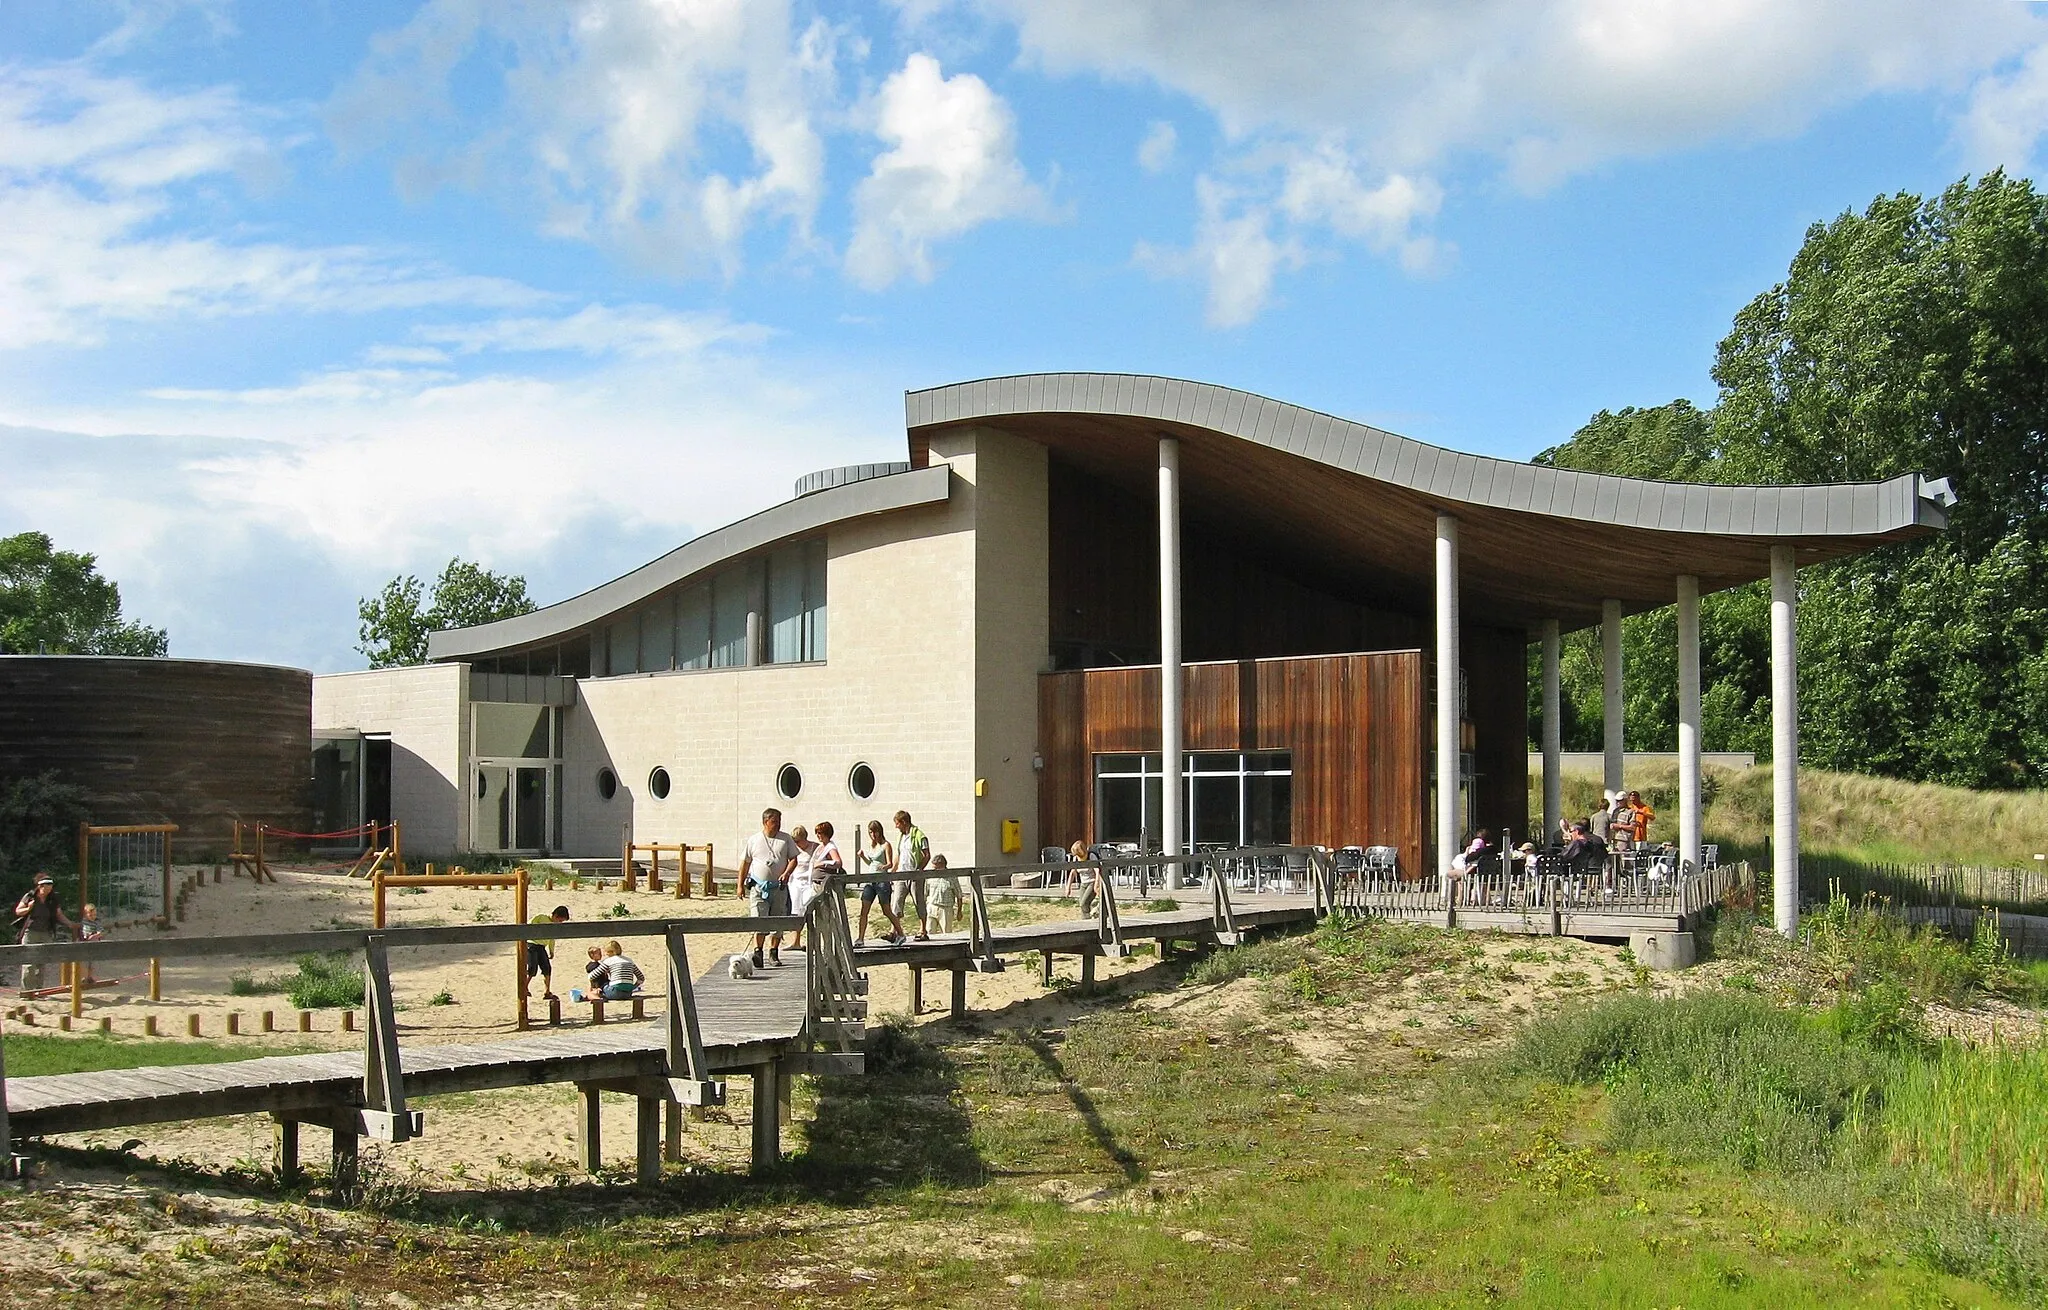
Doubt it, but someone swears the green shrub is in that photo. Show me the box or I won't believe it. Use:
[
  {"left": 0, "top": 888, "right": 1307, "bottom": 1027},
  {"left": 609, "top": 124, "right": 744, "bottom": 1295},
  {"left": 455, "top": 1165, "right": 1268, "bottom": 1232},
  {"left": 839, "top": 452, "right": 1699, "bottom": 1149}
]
[
  {"left": 226, "top": 971, "right": 283, "bottom": 997},
  {"left": 0, "top": 771, "right": 90, "bottom": 898},
  {"left": 284, "top": 953, "right": 364, "bottom": 1009},
  {"left": 1803, "top": 888, "right": 1987, "bottom": 1003},
  {"left": 1501, "top": 991, "right": 1900, "bottom": 1172}
]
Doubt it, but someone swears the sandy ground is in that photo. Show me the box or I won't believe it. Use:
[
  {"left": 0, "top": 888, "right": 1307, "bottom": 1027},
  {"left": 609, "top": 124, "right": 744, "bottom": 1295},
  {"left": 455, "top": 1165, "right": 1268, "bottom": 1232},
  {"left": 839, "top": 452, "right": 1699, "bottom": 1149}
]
[{"left": 10, "top": 864, "right": 1171, "bottom": 1181}]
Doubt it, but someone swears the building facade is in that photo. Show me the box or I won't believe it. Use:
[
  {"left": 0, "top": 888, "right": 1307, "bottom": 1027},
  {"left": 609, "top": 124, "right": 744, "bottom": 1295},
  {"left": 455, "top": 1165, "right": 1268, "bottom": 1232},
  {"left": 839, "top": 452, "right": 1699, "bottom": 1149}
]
[{"left": 314, "top": 374, "right": 1949, "bottom": 886}]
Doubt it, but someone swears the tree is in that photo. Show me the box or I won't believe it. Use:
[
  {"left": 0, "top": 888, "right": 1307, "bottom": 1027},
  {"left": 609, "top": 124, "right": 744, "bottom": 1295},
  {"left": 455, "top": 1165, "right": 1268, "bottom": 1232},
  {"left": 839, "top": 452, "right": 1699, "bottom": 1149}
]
[
  {"left": 357, "top": 558, "right": 537, "bottom": 667},
  {"left": 0, "top": 531, "right": 167, "bottom": 656},
  {"left": 1534, "top": 172, "right": 2048, "bottom": 788}
]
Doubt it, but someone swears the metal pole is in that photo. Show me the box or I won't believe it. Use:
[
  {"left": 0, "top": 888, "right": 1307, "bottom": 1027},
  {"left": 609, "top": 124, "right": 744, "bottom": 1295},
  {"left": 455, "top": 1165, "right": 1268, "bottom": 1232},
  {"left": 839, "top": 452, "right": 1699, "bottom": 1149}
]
[
  {"left": 1540, "top": 619, "right": 1562, "bottom": 845},
  {"left": 1602, "top": 598, "right": 1625, "bottom": 796},
  {"left": 1771, "top": 545, "right": 1800, "bottom": 936},
  {"left": 1159, "top": 436, "right": 1184, "bottom": 887},
  {"left": 1676, "top": 575, "right": 1702, "bottom": 876},
  {"left": 1435, "top": 514, "right": 1460, "bottom": 875}
]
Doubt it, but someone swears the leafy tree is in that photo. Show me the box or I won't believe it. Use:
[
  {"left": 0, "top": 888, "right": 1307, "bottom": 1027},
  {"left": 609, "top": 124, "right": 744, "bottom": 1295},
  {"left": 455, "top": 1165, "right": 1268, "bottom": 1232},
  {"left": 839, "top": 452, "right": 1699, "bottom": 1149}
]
[
  {"left": 0, "top": 531, "right": 167, "bottom": 656},
  {"left": 357, "top": 558, "right": 536, "bottom": 668},
  {"left": 0, "top": 771, "right": 92, "bottom": 896},
  {"left": 1533, "top": 172, "right": 2048, "bottom": 788}
]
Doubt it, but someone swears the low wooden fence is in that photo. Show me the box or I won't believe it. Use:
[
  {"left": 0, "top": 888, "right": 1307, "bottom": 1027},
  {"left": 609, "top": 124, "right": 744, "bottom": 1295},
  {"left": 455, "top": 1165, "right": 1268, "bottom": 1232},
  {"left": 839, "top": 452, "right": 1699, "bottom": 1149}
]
[
  {"left": 1336, "top": 860, "right": 1744, "bottom": 929},
  {"left": 1798, "top": 856, "right": 2048, "bottom": 917}
]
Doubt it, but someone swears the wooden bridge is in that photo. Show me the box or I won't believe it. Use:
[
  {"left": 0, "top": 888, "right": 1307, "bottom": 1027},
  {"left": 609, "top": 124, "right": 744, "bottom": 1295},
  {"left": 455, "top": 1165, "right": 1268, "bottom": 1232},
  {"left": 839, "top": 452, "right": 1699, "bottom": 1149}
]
[{"left": 0, "top": 845, "right": 1727, "bottom": 1194}]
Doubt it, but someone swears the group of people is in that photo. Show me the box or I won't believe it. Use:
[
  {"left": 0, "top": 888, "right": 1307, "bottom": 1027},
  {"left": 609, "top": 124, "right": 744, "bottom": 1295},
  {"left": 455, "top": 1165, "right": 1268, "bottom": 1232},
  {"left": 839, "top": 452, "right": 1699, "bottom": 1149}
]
[
  {"left": 1441, "top": 789, "right": 1661, "bottom": 893},
  {"left": 737, "top": 807, "right": 963, "bottom": 966},
  {"left": 520, "top": 905, "right": 649, "bottom": 1005},
  {"left": 12, "top": 872, "right": 106, "bottom": 991}
]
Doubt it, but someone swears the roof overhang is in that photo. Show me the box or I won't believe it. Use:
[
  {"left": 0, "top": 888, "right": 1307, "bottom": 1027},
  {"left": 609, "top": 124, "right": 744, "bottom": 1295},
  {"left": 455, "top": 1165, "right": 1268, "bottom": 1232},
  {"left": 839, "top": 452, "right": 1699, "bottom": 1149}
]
[
  {"left": 907, "top": 373, "right": 1948, "bottom": 632},
  {"left": 428, "top": 464, "right": 952, "bottom": 661}
]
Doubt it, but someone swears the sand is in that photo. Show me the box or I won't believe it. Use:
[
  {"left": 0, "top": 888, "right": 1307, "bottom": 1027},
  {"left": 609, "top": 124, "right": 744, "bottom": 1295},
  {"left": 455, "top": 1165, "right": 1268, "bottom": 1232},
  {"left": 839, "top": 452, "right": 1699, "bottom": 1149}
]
[{"left": 11, "top": 864, "right": 1168, "bottom": 1181}]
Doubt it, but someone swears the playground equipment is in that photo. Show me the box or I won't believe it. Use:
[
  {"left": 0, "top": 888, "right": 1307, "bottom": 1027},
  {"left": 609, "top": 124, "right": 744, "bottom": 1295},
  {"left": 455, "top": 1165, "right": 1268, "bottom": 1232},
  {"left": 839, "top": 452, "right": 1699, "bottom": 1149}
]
[
  {"left": 43, "top": 823, "right": 179, "bottom": 1016},
  {"left": 621, "top": 835, "right": 718, "bottom": 896},
  {"left": 235, "top": 820, "right": 402, "bottom": 880},
  {"left": 370, "top": 864, "right": 537, "bottom": 1028}
]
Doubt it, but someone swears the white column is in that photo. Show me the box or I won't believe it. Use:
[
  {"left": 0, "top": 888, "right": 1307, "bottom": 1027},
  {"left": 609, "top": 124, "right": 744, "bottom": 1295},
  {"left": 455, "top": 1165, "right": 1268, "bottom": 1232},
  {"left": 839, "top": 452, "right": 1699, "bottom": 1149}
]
[
  {"left": 1435, "top": 514, "right": 1460, "bottom": 875},
  {"left": 1676, "top": 575, "right": 1702, "bottom": 876},
  {"left": 1158, "top": 436, "right": 1184, "bottom": 887},
  {"left": 1602, "top": 598, "right": 1625, "bottom": 795},
  {"left": 1771, "top": 545, "right": 1800, "bottom": 936},
  {"left": 1541, "top": 619, "right": 1562, "bottom": 845}
]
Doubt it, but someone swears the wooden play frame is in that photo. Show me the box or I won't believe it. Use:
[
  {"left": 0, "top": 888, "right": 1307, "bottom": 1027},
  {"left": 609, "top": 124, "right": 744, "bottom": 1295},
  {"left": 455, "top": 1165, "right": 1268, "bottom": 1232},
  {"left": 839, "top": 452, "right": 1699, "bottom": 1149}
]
[
  {"left": 370, "top": 866, "right": 535, "bottom": 1029},
  {"left": 620, "top": 838, "right": 718, "bottom": 897},
  {"left": 58, "top": 822, "right": 176, "bottom": 1017}
]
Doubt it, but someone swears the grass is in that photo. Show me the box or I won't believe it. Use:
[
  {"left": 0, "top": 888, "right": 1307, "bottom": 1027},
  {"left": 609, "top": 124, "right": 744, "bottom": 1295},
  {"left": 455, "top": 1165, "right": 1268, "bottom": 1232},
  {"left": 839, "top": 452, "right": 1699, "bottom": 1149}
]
[
  {"left": 1534, "top": 759, "right": 2048, "bottom": 868},
  {"left": 3, "top": 1031, "right": 283, "bottom": 1077},
  {"left": 1887, "top": 1039, "right": 2048, "bottom": 1215},
  {"left": 225, "top": 953, "right": 364, "bottom": 1008}
]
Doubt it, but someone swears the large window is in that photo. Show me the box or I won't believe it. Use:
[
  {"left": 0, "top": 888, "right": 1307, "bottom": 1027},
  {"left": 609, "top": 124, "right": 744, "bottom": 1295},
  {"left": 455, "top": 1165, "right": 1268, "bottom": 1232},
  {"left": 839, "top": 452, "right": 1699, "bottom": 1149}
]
[
  {"left": 593, "top": 538, "right": 828, "bottom": 676},
  {"left": 1093, "top": 751, "right": 1292, "bottom": 849}
]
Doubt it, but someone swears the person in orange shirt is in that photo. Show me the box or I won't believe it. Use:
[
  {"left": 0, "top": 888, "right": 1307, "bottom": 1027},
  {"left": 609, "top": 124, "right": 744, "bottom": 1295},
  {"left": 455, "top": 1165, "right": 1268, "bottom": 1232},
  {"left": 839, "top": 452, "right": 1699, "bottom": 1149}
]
[{"left": 1622, "top": 791, "right": 1655, "bottom": 845}]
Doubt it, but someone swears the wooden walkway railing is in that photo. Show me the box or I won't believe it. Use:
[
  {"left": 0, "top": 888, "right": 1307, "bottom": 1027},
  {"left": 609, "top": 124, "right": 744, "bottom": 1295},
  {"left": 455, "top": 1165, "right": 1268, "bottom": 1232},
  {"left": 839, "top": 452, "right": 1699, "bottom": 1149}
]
[{"left": 0, "top": 913, "right": 806, "bottom": 1180}]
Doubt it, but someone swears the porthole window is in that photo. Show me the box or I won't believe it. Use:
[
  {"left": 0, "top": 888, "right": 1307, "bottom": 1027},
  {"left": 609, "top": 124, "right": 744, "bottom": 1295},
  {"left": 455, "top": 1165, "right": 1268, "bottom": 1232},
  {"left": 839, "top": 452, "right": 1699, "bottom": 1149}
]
[
  {"left": 847, "top": 762, "right": 876, "bottom": 801},
  {"left": 776, "top": 763, "right": 803, "bottom": 800},
  {"left": 648, "top": 767, "right": 671, "bottom": 800},
  {"left": 596, "top": 768, "right": 618, "bottom": 801}
]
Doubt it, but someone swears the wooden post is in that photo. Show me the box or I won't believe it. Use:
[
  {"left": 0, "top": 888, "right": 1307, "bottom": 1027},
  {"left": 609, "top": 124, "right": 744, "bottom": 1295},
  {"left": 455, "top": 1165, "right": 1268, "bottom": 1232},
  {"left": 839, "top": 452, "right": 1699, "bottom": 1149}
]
[
  {"left": 750, "top": 1063, "right": 780, "bottom": 1171},
  {"left": 372, "top": 870, "right": 386, "bottom": 929},
  {"left": 331, "top": 1127, "right": 359, "bottom": 1203},
  {"left": 1080, "top": 951, "right": 1096, "bottom": 989},
  {"left": 145, "top": 1015, "right": 159, "bottom": 1037},
  {"left": 636, "top": 1095, "right": 662, "bottom": 1182},
  {"left": 703, "top": 843, "right": 717, "bottom": 898},
  {"left": 647, "top": 846, "right": 663, "bottom": 894},
  {"left": 261, "top": 1010, "right": 275, "bottom": 1033},
  {"left": 96, "top": 1016, "right": 110, "bottom": 1034},
  {"left": 576, "top": 1083, "right": 602, "bottom": 1173},
  {"left": 70, "top": 965, "right": 82, "bottom": 1020},
  {"left": 514, "top": 869, "right": 530, "bottom": 1032},
  {"left": 160, "top": 827, "right": 173, "bottom": 933},
  {"left": 361, "top": 936, "right": 413, "bottom": 1143},
  {"left": 226, "top": 1012, "right": 240, "bottom": 1035},
  {"left": 148, "top": 957, "right": 160, "bottom": 1002},
  {"left": 342, "top": 1009, "right": 356, "bottom": 1033},
  {"left": 950, "top": 968, "right": 967, "bottom": 1020},
  {"left": 663, "top": 1100, "right": 683, "bottom": 1162},
  {"left": 1041, "top": 951, "right": 1054, "bottom": 986},
  {"left": 908, "top": 966, "right": 923, "bottom": 1015},
  {"left": 273, "top": 1116, "right": 300, "bottom": 1183},
  {"left": 298, "top": 1010, "right": 312, "bottom": 1033},
  {"left": 187, "top": 1013, "right": 200, "bottom": 1037}
]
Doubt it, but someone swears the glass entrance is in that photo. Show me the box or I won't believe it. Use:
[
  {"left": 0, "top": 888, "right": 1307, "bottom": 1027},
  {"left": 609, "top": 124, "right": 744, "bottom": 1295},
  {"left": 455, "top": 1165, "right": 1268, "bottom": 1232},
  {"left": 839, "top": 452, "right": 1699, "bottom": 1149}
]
[
  {"left": 470, "top": 702, "right": 562, "bottom": 854},
  {"left": 1093, "top": 752, "right": 1292, "bottom": 849}
]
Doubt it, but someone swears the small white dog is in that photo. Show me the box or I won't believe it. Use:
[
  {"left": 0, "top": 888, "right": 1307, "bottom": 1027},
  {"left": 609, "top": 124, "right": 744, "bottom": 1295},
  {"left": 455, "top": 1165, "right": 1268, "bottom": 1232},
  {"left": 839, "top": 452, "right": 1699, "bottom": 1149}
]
[{"left": 727, "top": 953, "right": 757, "bottom": 980}]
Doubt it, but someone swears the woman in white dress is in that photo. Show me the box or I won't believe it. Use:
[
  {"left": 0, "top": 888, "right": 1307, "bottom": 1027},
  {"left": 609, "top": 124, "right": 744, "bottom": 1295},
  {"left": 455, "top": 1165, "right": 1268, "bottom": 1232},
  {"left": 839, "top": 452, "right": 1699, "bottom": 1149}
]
[{"left": 787, "top": 825, "right": 818, "bottom": 947}]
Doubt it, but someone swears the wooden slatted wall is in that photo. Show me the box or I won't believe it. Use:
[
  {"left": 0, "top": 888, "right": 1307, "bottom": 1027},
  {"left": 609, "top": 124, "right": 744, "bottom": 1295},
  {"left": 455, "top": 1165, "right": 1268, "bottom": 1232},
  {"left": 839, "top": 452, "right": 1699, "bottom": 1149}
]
[{"left": 1037, "top": 651, "right": 1426, "bottom": 876}]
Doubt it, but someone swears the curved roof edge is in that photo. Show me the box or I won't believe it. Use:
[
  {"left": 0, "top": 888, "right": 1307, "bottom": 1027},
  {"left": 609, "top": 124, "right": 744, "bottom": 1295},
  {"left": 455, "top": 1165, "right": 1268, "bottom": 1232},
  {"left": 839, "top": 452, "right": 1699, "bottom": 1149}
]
[
  {"left": 428, "top": 464, "right": 952, "bottom": 661},
  {"left": 906, "top": 373, "right": 1949, "bottom": 540}
]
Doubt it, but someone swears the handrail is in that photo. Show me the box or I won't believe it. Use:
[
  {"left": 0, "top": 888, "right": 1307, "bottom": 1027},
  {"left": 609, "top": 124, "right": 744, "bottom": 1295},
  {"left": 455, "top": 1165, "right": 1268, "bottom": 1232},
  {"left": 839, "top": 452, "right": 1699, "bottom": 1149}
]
[{"left": 0, "top": 914, "right": 802, "bottom": 967}]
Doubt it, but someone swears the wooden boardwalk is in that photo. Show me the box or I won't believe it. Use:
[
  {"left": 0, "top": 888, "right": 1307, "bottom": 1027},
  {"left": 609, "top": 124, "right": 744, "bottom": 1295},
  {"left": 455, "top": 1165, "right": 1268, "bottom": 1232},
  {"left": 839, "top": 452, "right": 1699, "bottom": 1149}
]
[{"left": 5, "top": 950, "right": 816, "bottom": 1139}]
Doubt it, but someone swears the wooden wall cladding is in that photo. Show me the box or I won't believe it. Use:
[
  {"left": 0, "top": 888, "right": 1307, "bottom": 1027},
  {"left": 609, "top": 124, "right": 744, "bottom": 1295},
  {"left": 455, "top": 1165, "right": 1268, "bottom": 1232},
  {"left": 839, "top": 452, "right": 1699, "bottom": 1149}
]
[
  {"left": 1037, "top": 650, "right": 1426, "bottom": 875},
  {"left": 0, "top": 657, "right": 311, "bottom": 853},
  {"left": 1048, "top": 458, "right": 1427, "bottom": 668}
]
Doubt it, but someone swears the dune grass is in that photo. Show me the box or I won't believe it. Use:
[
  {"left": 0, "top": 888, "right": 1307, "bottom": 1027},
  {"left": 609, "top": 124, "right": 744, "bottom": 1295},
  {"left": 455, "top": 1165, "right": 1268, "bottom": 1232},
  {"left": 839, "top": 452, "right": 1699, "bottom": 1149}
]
[
  {"left": 1534, "top": 760, "right": 2048, "bottom": 867},
  {"left": 1887, "top": 1040, "right": 2048, "bottom": 1216}
]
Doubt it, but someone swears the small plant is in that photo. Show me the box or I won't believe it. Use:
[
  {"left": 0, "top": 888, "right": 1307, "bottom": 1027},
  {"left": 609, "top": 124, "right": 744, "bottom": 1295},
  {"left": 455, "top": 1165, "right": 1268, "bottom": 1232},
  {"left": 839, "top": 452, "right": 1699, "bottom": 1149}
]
[
  {"left": 429, "top": 989, "right": 455, "bottom": 1006},
  {"left": 1145, "top": 898, "right": 1180, "bottom": 913},
  {"left": 284, "top": 953, "right": 365, "bottom": 1009},
  {"left": 472, "top": 906, "right": 491, "bottom": 922},
  {"left": 227, "top": 971, "right": 283, "bottom": 996},
  {"left": 607, "top": 901, "right": 631, "bottom": 919}
]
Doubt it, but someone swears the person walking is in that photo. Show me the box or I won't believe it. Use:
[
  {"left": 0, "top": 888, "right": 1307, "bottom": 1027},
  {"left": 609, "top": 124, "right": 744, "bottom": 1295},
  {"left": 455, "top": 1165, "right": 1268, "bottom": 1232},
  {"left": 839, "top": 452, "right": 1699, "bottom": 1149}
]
[
  {"left": 891, "top": 810, "right": 933, "bottom": 940},
  {"left": 855, "top": 819, "right": 905, "bottom": 947},
  {"left": 794, "top": 820, "right": 844, "bottom": 951},
  {"left": 925, "top": 854, "right": 962, "bottom": 934},
  {"left": 13, "top": 873, "right": 74, "bottom": 992},
  {"left": 787, "top": 824, "right": 818, "bottom": 932},
  {"left": 1068, "top": 840, "right": 1101, "bottom": 918},
  {"left": 738, "top": 807, "right": 798, "bottom": 969}
]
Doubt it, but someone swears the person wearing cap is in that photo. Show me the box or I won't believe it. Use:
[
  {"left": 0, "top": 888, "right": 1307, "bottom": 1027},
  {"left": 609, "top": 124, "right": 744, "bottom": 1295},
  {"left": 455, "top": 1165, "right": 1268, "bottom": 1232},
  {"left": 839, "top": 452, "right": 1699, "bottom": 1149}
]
[{"left": 13, "top": 873, "right": 75, "bottom": 991}]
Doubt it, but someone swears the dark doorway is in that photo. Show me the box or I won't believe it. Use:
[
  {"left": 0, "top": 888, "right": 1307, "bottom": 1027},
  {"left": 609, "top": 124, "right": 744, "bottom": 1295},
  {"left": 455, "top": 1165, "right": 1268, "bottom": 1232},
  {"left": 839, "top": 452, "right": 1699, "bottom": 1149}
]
[{"left": 365, "top": 737, "right": 393, "bottom": 829}]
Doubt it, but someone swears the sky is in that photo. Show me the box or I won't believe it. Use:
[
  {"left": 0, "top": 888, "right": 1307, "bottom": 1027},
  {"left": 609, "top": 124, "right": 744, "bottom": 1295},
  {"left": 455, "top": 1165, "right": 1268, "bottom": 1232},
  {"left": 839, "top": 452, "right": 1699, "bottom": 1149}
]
[{"left": 6, "top": 0, "right": 2048, "bottom": 673}]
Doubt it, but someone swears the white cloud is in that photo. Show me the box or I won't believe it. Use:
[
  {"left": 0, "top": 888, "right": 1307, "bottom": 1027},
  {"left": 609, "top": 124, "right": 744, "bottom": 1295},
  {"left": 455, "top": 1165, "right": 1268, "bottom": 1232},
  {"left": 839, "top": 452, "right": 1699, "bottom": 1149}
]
[
  {"left": 845, "top": 53, "right": 1051, "bottom": 289},
  {"left": 1137, "top": 176, "right": 1301, "bottom": 327},
  {"left": 1960, "top": 42, "right": 2048, "bottom": 170},
  {"left": 0, "top": 65, "right": 542, "bottom": 349},
  {"left": 925, "top": 0, "right": 2048, "bottom": 319},
  {"left": 414, "top": 304, "right": 771, "bottom": 360},
  {"left": 1137, "top": 118, "right": 1176, "bottom": 173},
  {"left": 333, "top": 0, "right": 841, "bottom": 279}
]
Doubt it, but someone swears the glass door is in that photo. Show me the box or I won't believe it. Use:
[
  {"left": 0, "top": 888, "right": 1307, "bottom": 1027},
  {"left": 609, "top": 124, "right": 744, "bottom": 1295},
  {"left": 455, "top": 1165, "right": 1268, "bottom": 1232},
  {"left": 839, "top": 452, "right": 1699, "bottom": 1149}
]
[
  {"left": 515, "top": 767, "right": 548, "bottom": 851},
  {"left": 476, "top": 765, "right": 512, "bottom": 851}
]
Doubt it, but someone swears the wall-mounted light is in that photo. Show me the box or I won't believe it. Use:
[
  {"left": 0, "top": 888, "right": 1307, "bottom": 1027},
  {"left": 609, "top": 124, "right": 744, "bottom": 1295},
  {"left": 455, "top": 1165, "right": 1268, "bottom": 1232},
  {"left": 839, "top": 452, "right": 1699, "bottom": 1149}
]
[{"left": 1030, "top": 753, "right": 1044, "bottom": 773}]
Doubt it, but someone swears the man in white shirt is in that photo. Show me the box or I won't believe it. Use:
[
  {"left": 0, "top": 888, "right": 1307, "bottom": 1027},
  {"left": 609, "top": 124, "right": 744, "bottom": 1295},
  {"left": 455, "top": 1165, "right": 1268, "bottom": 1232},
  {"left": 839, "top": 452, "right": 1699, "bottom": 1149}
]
[{"left": 738, "top": 807, "right": 799, "bottom": 968}]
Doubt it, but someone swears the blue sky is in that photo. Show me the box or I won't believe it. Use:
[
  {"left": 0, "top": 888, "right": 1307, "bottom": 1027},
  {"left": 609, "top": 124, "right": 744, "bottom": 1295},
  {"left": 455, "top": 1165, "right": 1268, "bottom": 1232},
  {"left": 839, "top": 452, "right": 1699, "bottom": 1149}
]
[{"left": 5, "top": 0, "right": 2048, "bottom": 672}]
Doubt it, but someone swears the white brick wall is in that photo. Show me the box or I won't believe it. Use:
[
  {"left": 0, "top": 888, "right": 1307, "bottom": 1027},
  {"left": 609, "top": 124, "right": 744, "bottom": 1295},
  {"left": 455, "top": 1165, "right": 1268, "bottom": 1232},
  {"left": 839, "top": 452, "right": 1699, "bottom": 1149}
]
[{"left": 312, "top": 664, "right": 471, "bottom": 854}]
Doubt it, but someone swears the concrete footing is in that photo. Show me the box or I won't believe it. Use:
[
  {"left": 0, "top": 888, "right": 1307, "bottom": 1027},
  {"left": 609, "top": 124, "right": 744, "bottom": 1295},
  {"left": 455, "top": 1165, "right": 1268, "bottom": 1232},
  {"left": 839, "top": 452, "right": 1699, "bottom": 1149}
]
[{"left": 1629, "top": 930, "right": 1696, "bottom": 971}]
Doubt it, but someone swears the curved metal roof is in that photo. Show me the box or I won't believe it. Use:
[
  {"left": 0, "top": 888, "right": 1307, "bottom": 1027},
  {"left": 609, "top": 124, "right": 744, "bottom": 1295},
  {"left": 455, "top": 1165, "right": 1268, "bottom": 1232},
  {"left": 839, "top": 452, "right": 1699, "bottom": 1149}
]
[
  {"left": 906, "top": 372, "right": 1948, "bottom": 629},
  {"left": 427, "top": 464, "right": 951, "bottom": 661}
]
